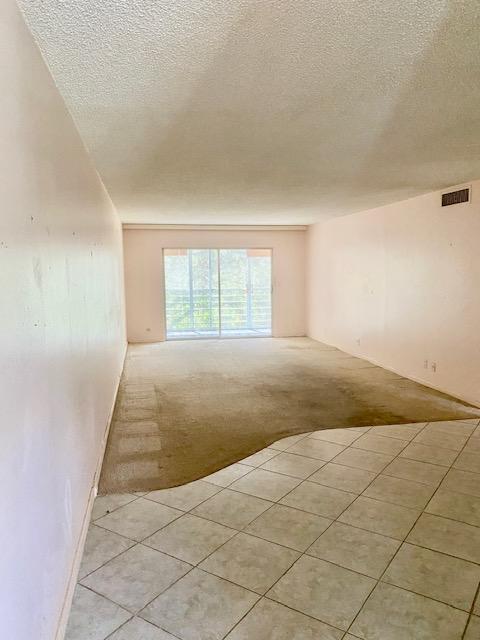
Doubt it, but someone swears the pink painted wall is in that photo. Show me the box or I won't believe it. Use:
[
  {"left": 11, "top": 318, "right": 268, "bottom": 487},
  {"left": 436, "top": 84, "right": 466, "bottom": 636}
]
[
  {"left": 123, "top": 228, "right": 306, "bottom": 342},
  {"left": 0, "top": 2, "right": 126, "bottom": 639},
  {"left": 307, "top": 182, "right": 480, "bottom": 406}
]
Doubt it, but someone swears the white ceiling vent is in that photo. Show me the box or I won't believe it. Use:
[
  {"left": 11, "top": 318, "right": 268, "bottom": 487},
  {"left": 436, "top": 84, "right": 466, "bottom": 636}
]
[{"left": 441, "top": 187, "right": 471, "bottom": 207}]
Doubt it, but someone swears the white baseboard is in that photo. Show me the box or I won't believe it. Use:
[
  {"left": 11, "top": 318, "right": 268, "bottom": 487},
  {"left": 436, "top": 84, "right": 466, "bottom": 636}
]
[
  {"left": 308, "top": 335, "right": 480, "bottom": 410},
  {"left": 370, "top": 360, "right": 480, "bottom": 409},
  {"left": 54, "top": 344, "right": 127, "bottom": 640},
  {"left": 350, "top": 352, "right": 480, "bottom": 409}
]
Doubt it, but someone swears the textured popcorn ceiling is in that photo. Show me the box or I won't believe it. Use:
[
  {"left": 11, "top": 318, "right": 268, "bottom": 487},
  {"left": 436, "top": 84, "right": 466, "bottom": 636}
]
[{"left": 19, "top": 0, "right": 480, "bottom": 224}]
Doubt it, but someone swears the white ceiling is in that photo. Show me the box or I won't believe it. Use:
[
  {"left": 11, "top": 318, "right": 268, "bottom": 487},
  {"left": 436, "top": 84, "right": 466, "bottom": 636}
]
[{"left": 19, "top": 0, "right": 480, "bottom": 224}]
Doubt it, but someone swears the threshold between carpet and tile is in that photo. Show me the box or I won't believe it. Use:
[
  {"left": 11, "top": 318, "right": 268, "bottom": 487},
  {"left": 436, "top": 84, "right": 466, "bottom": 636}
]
[
  {"left": 68, "top": 417, "right": 480, "bottom": 640},
  {"left": 98, "top": 337, "right": 479, "bottom": 493}
]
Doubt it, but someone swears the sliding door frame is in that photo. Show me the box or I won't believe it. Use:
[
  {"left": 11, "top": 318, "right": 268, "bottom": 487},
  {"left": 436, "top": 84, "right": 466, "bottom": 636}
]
[{"left": 162, "top": 247, "right": 273, "bottom": 340}]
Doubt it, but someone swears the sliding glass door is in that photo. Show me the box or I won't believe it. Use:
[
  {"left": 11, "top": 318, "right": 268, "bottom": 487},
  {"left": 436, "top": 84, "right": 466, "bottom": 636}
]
[{"left": 164, "top": 248, "right": 272, "bottom": 339}]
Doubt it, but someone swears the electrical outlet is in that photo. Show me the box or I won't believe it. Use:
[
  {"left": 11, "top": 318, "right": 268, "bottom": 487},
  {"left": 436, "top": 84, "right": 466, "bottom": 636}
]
[{"left": 431, "top": 362, "right": 437, "bottom": 372}]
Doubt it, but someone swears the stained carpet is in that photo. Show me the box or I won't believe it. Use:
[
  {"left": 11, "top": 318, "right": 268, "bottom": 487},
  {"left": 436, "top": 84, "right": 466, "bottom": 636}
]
[{"left": 98, "top": 337, "right": 480, "bottom": 493}]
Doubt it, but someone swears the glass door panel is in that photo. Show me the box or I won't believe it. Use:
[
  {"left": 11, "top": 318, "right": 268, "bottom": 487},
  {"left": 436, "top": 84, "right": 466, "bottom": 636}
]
[
  {"left": 219, "top": 249, "right": 248, "bottom": 336},
  {"left": 164, "top": 249, "right": 219, "bottom": 339},
  {"left": 219, "top": 249, "right": 272, "bottom": 337},
  {"left": 247, "top": 249, "right": 272, "bottom": 332},
  {"left": 191, "top": 249, "right": 219, "bottom": 336}
]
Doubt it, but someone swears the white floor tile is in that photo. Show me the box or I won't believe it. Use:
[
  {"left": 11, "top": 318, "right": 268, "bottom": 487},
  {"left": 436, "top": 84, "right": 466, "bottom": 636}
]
[
  {"left": 399, "top": 442, "right": 457, "bottom": 467},
  {"left": 269, "top": 433, "right": 310, "bottom": 451},
  {"left": 260, "top": 452, "right": 326, "bottom": 479},
  {"left": 383, "top": 543, "right": 480, "bottom": 610},
  {"left": 407, "top": 513, "right": 480, "bottom": 563},
  {"left": 307, "top": 521, "right": 400, "bottom": 578},
  {"left": 309, "top": 463, "right": 376, "bottom": 494},
  {"left": 352, "top": 434, "right": 408, "bottom": 456},
  {"left": 192, "top": 488, "right": 273, "bottom": 529},
  {"left": 280, "top": 481, "right": 356, "bottom": 519},
  {"left": 199, "top": 532, "right": 299, "bottom": 594},
  {"left": 425, "top": 489, "right": 480, "bottom": 527},
  {"left": 81, "top": 544, "right": 191, "bottom": 612},
  {"left": 144, "top": 513, "right": 236, "bottom": 564},
  {"left": 308, "top": 428, "right": 362, "bottom": 446},
  {"left": 245, "top": 503, "right": 331, "bottom": 551},
  {"left": 382, "top": 457, "right": 447, "bottom": 487},
  {"left": 362, "top": 474, "right": 435, "bottom": 510},
  {"left": 268, "top": 555, "right": 375, "bottom": 631},
  {"left": 225, "top": 598, "right": 342, "bottom": 639},
  {"left": 464, "top": 616, "right": 480, "bottom": 640},
  {"left": 440, "top": 468, "right": 480, "bottom": 497},
  {"left": 108, "top": 617, "right": 178, "bottom": 639},
  {"left": 140, "top": 569, "right": 259, "bottom": 640},
  {"left": 240, "top": 448, "right": 280, "bottom": 467},
  {"left": 332, "top": 448, "right": 393, "bottom": 473},
  {"left": 145, "top": 480, "right": 220, "bottom": 511},
  {"left": 65, "top": 585, "right": 131, "bottom": 640},
  {"left": 286, "top": 438, "right": 346, "bottom": 461},
  {"left": 91, "top": 494, "right": 137, "bottom": 521},
  {"left": 368, "top": 423, "right": 426, "bottom": 440},
  {"left": 338, "top": 496, "right": 420, "bottom": 540},
  {"left": 350, "top": 582, "right": 467, "bottom": 640},
  {"left": 229, "top": 468, "right": 301, "bottom": 501},
  {"left": 205, "top": 463, "right": 252, "bottom": 487},
  {"left": 95, "top": 498, "right": 182, "bottom": 541}
]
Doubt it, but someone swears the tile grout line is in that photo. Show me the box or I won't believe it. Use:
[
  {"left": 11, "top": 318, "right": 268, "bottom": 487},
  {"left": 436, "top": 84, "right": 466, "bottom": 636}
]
[
  {"left": 153, "top": 428, "right": 387, "bottom": 638},
  {"left": 278, "top": 420, "right": 473, "bottom": 636},
  {"left": 83, "top": 482, "right": 246, "bottom": 587},
  {"left": 129, "top": 473, "right": 313, "bottom": 639},
  {"left": 87, "top": 477, "right": 266, "bottom": 586},
  {"left": 81, "top": 420, "right": 480, "bottom": 640},
  {"left": 232, "top": 429, "right": 397, "bottom": 636},
  {"left": 137, "top": 564, "right": 262, "bottom": 640},
  {"left": 102, "top": 614, "right": 184, "bottom": 640},
  {"left": 461, "top": 581, "right": 480, "bottom": 640},
  {"left": 341, "top": 421, "right": 442, "bottom": 636},
  {"left": 91, "top": 493, "right": 143, "bottom": 522},
  {"left": 93, "top": 422, "right": 480, "bottom": 597},
  {"left": 287, "top": 423, "right": 433, "bottom": 563},
  {"left": 343, "top": 421, "right": 479, "bottom": 637},
  {"left": 283, "top": 425, "right": 435, "bottom": 633}
]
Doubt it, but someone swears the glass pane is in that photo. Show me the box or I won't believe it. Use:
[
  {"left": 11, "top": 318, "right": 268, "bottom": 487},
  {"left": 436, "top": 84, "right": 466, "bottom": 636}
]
[
  {"left": 191, "top": 249, "right": 219, "bottom": 335},
  {"left": 164, "top": 249, "right": 219, "bottom": 338},
  {"left": 219, "top": 249, "right": 272, "bottom": 336},
  {"left": 249, "top": 252, "right": 272, "bottom": 331},
  {"left": 219, "top": 250, "right": 248, "bottom": 334}
]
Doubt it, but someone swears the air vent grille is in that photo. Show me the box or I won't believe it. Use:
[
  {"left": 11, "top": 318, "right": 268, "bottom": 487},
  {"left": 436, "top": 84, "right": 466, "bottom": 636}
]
[{"left": 441, "top": 188, "right": 470, "bottom": 207}]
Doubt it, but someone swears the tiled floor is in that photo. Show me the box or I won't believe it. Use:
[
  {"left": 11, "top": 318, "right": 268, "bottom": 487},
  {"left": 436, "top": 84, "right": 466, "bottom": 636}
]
[{"left": 67, "top": 419, "right": 480, "bottom": 640}]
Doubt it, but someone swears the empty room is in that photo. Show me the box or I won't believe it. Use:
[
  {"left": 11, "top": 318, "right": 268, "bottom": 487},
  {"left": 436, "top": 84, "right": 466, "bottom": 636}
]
[{"left": 2, "top": 1, "right": 480, "bottom": 639}]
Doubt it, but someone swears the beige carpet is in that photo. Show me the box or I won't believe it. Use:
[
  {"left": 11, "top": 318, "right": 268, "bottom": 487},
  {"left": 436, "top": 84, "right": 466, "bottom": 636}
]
[{"left": 99, "top": 337, "right": 480, "bottom": 493}]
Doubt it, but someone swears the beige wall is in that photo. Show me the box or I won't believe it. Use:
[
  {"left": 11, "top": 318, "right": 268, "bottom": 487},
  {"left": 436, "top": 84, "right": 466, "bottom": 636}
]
[
  {"left": 307, "top": 182, "right": 480, "bottom": 406},
  {"left": 0, "top": 3, "right": 126, "bottom": 639},
  {"left": 124, "top": 228, "right": 306, "bottom": 342}
]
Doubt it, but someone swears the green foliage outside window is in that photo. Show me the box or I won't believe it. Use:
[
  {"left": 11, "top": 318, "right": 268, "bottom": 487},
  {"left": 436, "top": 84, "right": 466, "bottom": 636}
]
[{"left": 164, "top": 249, "right": 271, "bottom": 335}]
